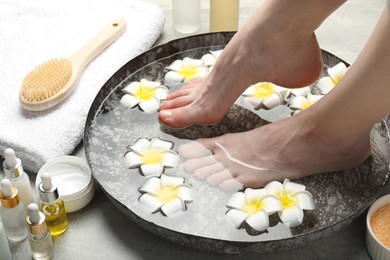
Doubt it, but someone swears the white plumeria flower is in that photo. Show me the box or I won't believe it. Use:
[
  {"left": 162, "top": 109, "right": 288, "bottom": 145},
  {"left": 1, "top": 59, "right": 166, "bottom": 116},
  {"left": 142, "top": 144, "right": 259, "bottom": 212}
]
[
  {"left": 201, "top": 49, "right": 223, "bottom": 67},
  {"left": 242, "top": 82, "right": 291, "bottom": 110},
  {"left": 317, "top": 62, "right": 348, "bottom": 94},
  {"left": 226, "top": 188, "right": 282, "bottom": 231},
  {"left": 289, "top": 93, "right": 324, "bottom": 115},
  {"left": 164, "top": 57, "right": 210, "bottom": 87},
  {"left": 139, "top": 174, "right": 193, "bottom": 216},
  {"left": 290, "top": 86, "right": 311, "bottom": 97},
  {"left": 124, "top": 138, "right": 179, "bottom": 177},
  {"left": 265, "top": 179, "right": 315, "bottom": 228},
  {"left": 120, "top": 79, "right": 169, "bottom": 113}
]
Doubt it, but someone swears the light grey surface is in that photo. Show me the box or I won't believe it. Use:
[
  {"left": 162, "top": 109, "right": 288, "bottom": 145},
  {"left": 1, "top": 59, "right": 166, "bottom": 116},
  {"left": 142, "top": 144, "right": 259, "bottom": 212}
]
[{"left": 3, "top": 1, "right": 390, "bottom": 259}]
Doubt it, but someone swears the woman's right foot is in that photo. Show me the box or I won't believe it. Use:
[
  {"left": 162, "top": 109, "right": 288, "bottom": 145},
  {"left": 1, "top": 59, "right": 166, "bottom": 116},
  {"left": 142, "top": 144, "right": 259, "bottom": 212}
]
[{"left": 159, "top": 22, "right": 323, "bottom": 128}]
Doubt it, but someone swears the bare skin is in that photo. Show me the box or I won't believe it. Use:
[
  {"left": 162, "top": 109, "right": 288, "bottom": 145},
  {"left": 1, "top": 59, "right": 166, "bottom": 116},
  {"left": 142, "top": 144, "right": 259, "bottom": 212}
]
[
  {"left": 160, "top": 0, "right": 346, "bottom": 128},
  {"left": 161, "top": 1, "right": 390, "bottom": 189}
]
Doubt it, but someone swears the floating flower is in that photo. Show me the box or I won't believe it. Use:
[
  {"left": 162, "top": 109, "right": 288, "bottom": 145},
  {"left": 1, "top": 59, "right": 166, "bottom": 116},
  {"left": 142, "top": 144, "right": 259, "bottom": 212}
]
[
  {"left": 164, "top": 57, "right": 210, "bottom": 87},
  {"left": 124, "top": 138, "right": 179, "bottom": 177},
  {"left": 139, "top": 174, "right": 193, "bottom": 216},
  {"left": 317, "top": 62, "right": 348, "bottom": 94},
  {"left": 226, "top": 188, "right": 282, "bottom": 231},
  {"left": 290, "top": 86, "right": 311, "bottom": 97},
  {"left": 242, "top": 82, "right": 291, "bottom": 110},
  {"left": 120, "top": 79, "right": 169, "bottom": 113},
  {"left": 289, "top": 93, "right": 324, "bottom": 115},
  {"left": 201, "top": 49, "right": 223, "bottom": 67},
  {"left": 265, "top": 179, "right": 315, "bottom": 227}
]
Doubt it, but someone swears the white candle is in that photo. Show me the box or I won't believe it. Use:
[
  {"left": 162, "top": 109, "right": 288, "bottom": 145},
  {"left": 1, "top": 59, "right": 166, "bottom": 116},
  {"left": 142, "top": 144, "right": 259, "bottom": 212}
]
[{"left": 172, "top": 0, "right": 201, "bottom": 34}]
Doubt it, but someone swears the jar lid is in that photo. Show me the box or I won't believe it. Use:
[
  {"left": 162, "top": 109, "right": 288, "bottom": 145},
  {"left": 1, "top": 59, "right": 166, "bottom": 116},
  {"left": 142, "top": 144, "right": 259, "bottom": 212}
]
[{"left": 35, "top": 156, "right": 94, "bottom": 212}]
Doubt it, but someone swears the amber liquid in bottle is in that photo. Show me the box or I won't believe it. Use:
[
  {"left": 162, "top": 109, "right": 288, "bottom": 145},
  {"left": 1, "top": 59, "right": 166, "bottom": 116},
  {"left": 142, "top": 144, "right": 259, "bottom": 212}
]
[{"left": 40, "top": 199, "right": 68, "bottom": 236}]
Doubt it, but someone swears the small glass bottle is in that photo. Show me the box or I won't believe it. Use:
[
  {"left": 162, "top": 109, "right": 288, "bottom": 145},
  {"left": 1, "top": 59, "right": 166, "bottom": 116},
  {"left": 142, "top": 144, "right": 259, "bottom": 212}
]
[
  {"left": 0, "top": 221, "right": 12, "bottom": 260},
  {"left": 26, "top": 203, "right": 55, "bottom": 260},
  {"left": 0, "top": 179, "right": 27, "bottom": 241},
  {"left": 3, "top": 148, "right": 34, "bottom": 208},
  {"left": 38, "top": 173, "right": 68, "bottom": 236},
  {"left": 210, "top": 0, "right": 240, "bottom": 32},
  {"left": 172, "top": 0, "right": 201, "bottom": 34}
]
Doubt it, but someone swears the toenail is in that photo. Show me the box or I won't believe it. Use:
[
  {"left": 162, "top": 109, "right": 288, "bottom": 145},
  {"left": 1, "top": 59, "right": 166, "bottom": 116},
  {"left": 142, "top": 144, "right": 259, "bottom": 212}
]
[{"left": 159, "top": 110, "right": 172, "bottom": 119}]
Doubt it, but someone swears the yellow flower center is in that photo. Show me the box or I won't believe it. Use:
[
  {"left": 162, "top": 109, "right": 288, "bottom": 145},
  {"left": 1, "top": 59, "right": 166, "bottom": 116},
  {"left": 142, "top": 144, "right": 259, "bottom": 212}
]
[
  {"left": 243, "top": 201, "right": 263, "bottom": 215},
  {"left": 178, "top": 66, "right": 199, "bottom": 79},
  {"left": 135, "top": 86, "right": 156, "bottom": 101},
  {"left": 253, "top": 83, "right": 275, "bottom": 99},
  {"left": 142, "top": 149, "right": 164, "bottom": 164},
  {"left": 156, "top": 186, "right": 179, "bottom": 203},
  {"left": 279, "top": 192, "right": 296, "bottom": 209}
]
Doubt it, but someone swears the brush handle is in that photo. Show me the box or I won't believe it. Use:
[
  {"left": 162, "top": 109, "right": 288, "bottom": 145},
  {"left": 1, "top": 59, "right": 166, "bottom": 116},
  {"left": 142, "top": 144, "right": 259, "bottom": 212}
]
[{"left": 69, "top": 19, "right": 127, "bottom": 73}]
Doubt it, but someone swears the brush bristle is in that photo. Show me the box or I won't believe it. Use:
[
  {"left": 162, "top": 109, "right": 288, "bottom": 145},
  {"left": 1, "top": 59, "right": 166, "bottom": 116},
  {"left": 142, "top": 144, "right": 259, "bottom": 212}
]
[{"left": 21, "top": 58, "right": 72, "bottom": 102}]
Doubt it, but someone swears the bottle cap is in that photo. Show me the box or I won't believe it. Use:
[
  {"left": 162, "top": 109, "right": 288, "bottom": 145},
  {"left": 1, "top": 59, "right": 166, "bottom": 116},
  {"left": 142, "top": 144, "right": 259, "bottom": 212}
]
[
  {"left": 26, "top": 203, "right": 48, "bottom": 235},
  {"left": 0, "top": 179, "right": 20, "bottom": 208},
  {"left": 38, "top": 173, "right": 59, "bottom": 203},
  {"left": 3, "top": 148, "right": 24, "bottom": 178}
]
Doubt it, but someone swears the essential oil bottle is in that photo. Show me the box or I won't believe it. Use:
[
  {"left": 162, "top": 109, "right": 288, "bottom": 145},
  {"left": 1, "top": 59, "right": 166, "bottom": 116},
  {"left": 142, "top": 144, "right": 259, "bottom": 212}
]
[
  {"left": 0, "top": 179, "right": 27, "bottom": 241},
  {"left": 38, "top": 173, "right": 68, "bottom": 236},
  {"left": 26, "top": 203, "right": 55, "bottom": 260},
  {"left": 3, "top": 148, "right": 34, "bottom": 208},
  {"left": 0, "top": 221, "right": 12, "bottom": 260}
]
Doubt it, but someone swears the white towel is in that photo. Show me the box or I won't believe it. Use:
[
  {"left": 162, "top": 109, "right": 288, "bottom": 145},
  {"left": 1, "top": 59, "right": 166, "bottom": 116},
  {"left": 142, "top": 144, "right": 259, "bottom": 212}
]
[{"left": 0, "top": 0, "right": 165, "bottom": 173}]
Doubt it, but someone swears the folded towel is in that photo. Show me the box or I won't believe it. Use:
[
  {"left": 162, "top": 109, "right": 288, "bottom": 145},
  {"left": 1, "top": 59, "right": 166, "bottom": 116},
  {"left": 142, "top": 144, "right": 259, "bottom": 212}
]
[{"left": 0, "top": 0, "right": 165, "bottom": 173}]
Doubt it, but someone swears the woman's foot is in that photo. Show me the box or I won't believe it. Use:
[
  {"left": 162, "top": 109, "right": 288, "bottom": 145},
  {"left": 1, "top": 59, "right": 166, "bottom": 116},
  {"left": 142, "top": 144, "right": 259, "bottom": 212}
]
[
  {"left": 160, "top": 25, "right": 323, "bottom": 128},
  {"left": 179, "top": 112, "right": 372, "bottom": 190}
]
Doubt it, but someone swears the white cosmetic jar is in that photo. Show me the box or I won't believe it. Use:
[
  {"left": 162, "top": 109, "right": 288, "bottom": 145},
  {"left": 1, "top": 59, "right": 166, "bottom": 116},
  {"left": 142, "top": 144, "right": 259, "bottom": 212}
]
[
  {"left": 36, "top": 156, "right": 95, "bottom": 213},
  {"left": 366, "top": 193, "right": 390, "bottom": 260}
]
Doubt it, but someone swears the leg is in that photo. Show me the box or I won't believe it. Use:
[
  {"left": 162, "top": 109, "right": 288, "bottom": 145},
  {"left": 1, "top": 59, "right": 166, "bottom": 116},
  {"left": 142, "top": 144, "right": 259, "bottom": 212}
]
[
  {"left": 181, "top": 7, "right": 390, "bottom": 189},
  {"left": 160, "top": 0, "right": 347, "bottom": 128}
]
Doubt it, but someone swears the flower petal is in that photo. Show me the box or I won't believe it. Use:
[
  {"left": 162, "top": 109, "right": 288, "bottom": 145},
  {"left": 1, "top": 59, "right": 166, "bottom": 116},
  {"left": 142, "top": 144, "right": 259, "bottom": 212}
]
[
  {"left": 246, "top": 209, "right": 270, "bottom": 231},
  {"left": 262, "top": 92, "right": 283, "bottom": 109},
  {"left": 291, "top": 86, "right": 310, "bottom": 97},
  {"left": 140, "top": 79, "right": 161, "bottom": 88},
  {"left": 182, "top": 57, "right": 203, "bottom": 67},
  {"left": 211, "top": 49, "right": 223, "bottom": 59},
  {"left": 328, "top": 62, "right": 347, "bottom": 83},
  {"left": 139, "top": 177, "right": 161, "bottom": 195},
  {"left": 278, "top": 206, "right": 304, "bottom": 227},
  {"left": 289, "top": 96, "right": 308, "bottom": 110},
  {"left": 226, "top": 191, "right": 246, "bottom": 210},
  {"left": 120, "top": 94, "right": 140, "bottom": 108},
  {"left": 161, "top": 174, "right": 184, "bottom": 187},
  {"left": 130, "top": 138, "right": 151, "bottom": 154},
  {"left": 265, "top": 181, "right": 283, "bottom": 195},
  {"left": 260, "top": 194, "right": 283, "bottom": 214},
  {"left": 178, "top": 185, "right": 193, "bottom": 202},
  {"left": 122, "top": 82, "right": 140, "bottom": 95},
  {"left": 154, "top": 87, "right": 169, "bottom": 100},
  {"left": 245, "top": 97, "right": 263, "bottom": 108},
  {"left": 161, "top": 150, "right": 180, "bottom": 168},
  {"left": 317, "top": 76, "right": 336, "bottom": 94},
  {"left": 161, "top": 197, "right": 185, "bottom": 216},
  {"left": 226, "top": 209, "right": 249, "bottom": 228},
  {"left": 244, "top": 188, "right": 267, "bottom": 205},
  {"left": 139, "top": 193, "right": 164, "bottom": 213},
  {"left": 184, "top": 67, "right": 209, "bottom": 81},
  {"left": 166, "top": 60, "right": 184, "bottom": 71},
  {"left": 124, "top": 151, "right": 143, "bottom": 169},
  {"left": 201, "top": 53, "right": 216, "bottom": 66},
  {"left": 283, "top": 179, "right": 306, "bottom": 193},
  {"left": 293, "top": 190, "right": 316, "bottom": 210},
  {"left": 139, "top": 98, "right": 160, "bottom": 114},
  {"left": 307, "top": 93, "right": 323, "bottom": 104},
  {"left": 140, "top": 163, "right": 164, "bottom": 177},
  {"left": 150, "top": 138, "right": 174, "bottom": 151},
  {"left": 164, "top": 71, "right": 185, "bottom": 87}
]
